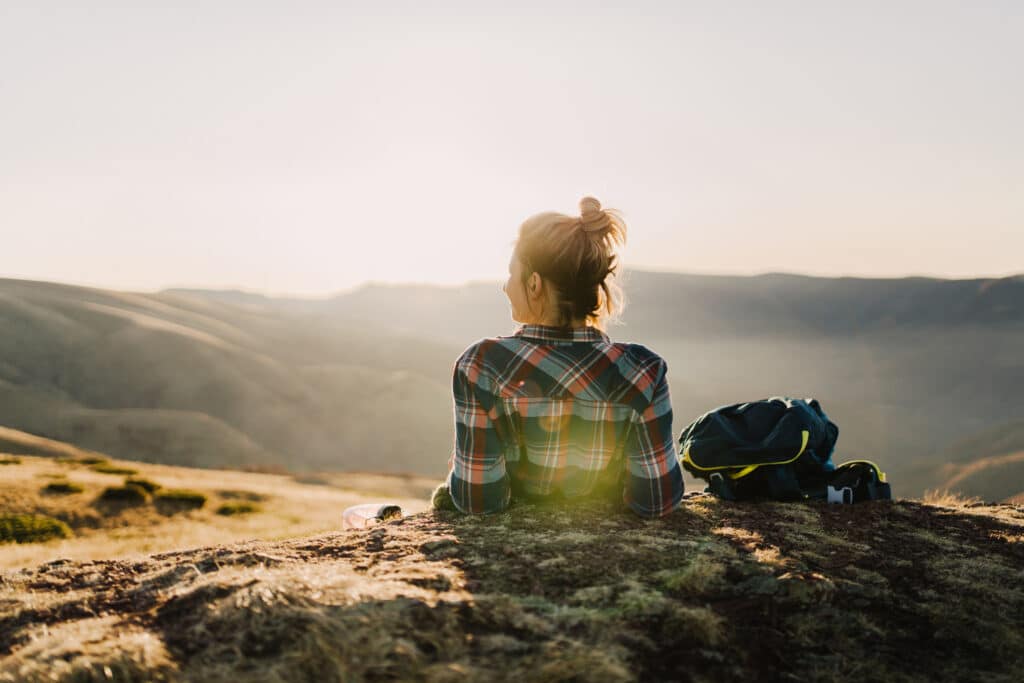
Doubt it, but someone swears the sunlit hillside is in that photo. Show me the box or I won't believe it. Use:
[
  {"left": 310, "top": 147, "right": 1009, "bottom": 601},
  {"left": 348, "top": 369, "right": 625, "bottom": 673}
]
[{"left": 0, "top": 433, "right": 432, "bottom": 570}]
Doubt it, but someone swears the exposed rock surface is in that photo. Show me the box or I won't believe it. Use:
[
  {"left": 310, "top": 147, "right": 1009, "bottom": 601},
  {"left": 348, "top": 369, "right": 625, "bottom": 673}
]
[{"left": 2, "top": 495, "right": 1023, "bottom": 682}]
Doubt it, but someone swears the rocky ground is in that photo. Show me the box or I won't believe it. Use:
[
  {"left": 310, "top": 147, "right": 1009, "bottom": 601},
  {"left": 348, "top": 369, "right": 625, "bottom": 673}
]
[{"left": 2, "top": 494, "right": 1023, "bottom": 682}]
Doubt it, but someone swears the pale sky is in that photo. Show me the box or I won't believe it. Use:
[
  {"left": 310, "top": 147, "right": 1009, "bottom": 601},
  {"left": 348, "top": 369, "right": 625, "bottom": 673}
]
[{"left": 2, "top": 1, "right": 1021, "bottom": 295}]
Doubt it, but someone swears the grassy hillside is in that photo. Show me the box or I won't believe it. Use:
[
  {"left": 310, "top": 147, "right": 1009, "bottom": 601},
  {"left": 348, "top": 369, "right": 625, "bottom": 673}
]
[
  {"left": 0, "top": 278, "right": 456, "bottom": 474},
  {"left": 0, "top": 444, "right": 432, "bottom": 570},
  {"left": 1, "top": 496, "right": 1021, "bottom": 682}
]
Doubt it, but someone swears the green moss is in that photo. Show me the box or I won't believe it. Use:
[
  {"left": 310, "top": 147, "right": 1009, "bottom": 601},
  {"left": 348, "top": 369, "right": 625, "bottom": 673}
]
[
  {"left": 432, "top": 482, "right": 458, "bottom": 511},
  {"left": 614, "top": 579, "right": 670, "bottom": 617},
  {"left": 217, "top": 489, "right": 268, "bottom": 502},
  {"left": 664, "top": 605, "right": 726, "bottom": 647},
  {"left": 654, "top": 538, "right": 733, "bottom": 596},
  {"left": 125, "top": 477, "right": 161, "bottom": 494},
  {"left": 98, "top": 484, "right": 149, "bottom": 506},
  {"left": 155, "top": 489, "right": 207, "bottom": 511},
  {"left": 42, "top": 480, "right": 84, "bottom": 495},
  {"left": 0, "top": 513, "right": 72, "bottom": 543},
  {"left": 569, "top": 585, "right": 616, "bottom": 606},
  {"left": 91, "top": 463, "right": 138, "bottom": 476},
  {"left": 216, "top": 501, "right": 261, "bottom": 516}
]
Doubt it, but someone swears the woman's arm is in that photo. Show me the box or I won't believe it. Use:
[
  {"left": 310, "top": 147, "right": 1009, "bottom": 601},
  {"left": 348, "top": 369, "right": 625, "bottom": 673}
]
[
  {"left": 622, "top": 357, "right": 685, "bottom": 517},
  {"left": 446, "top": 347, "right": 511, "bottom": 514}
]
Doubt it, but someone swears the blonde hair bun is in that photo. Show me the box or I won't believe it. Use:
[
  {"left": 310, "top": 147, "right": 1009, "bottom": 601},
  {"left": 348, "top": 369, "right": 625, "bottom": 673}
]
[{"left": 578, "top": 196, "right": 612, "bottom": 233}]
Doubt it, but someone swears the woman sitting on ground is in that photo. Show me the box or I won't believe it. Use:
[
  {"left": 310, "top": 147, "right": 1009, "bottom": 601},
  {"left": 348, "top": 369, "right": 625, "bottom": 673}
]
[{"left": 437, "top": 197, "right": 685, "bottom": 517}]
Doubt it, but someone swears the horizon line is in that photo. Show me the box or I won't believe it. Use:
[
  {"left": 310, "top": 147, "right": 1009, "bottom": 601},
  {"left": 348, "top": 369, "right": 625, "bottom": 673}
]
[{"left": 3, "top": 266, "right": 1023, "bottom": 301}]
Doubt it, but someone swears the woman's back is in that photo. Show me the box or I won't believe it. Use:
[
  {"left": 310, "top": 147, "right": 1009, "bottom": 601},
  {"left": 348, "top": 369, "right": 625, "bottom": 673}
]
[{"left": 449, "top": 324, "right": 683, "bottom": 517}]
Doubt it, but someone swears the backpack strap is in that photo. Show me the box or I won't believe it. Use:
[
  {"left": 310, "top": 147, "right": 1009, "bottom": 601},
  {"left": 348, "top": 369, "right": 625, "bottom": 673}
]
[
  {"left": 827, "top": 461, "right": 893, "bottom": 503},
  {"left": 707, "top": 466, "right": 806, "bottom": 502},
  {"left": 707, "top": 473, "right": 737, "bottom": 501}
]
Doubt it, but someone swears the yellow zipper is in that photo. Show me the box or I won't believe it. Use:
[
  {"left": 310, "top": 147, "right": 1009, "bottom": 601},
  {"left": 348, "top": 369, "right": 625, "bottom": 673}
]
[{"left": 682, "top": 430, "right": 810, "bottom": 479}]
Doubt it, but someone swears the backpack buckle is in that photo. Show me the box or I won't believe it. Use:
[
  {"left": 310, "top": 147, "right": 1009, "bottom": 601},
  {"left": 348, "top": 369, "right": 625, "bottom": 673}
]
[{"left": 827, "top": 485, "right": 854, "bottom": 504}]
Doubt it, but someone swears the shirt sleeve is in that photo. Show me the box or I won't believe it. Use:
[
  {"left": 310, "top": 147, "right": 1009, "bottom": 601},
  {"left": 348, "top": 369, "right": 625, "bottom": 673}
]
[
  {"left": 622, "top": 358, "right": 685, "bottom": 518},
  {"left": 446, "top": 346, "right": 511, "bottom": 515}
]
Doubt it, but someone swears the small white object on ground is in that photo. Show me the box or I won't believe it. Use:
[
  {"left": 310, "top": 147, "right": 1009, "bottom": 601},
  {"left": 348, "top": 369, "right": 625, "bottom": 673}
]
[{"left": 342, "top": 503, "right": 404, "bottom": 529}]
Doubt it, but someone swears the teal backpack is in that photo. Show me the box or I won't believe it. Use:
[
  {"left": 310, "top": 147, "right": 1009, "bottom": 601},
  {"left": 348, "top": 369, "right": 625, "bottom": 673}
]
[{"left": 678, "top": 397, "right": 891, "bottom": 503}]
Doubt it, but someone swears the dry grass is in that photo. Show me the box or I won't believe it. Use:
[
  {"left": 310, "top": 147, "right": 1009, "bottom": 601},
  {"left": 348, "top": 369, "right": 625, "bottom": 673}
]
[
  {"left": 921, "top": 488, "right": 983, "bottom": 508},
  {"left": 0, "top": 455, "right": 430, "bottom": 569}
]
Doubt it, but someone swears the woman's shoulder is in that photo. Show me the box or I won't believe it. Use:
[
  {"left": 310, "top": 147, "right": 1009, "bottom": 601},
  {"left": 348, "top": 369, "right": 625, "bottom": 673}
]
[
  {"left": 451, "top": 336, "right": 527, "bottom": 394},
  {"left": 608, "top": 338, "right": 668, "bottom": 372},
  {"left": 453, "top": 335, "right": 519, "bottom": 376}
]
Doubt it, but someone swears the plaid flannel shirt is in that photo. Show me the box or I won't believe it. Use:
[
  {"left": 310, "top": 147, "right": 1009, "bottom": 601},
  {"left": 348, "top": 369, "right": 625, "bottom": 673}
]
[{"left": 446, "top": 324, "right": 684, "bottom": 517}]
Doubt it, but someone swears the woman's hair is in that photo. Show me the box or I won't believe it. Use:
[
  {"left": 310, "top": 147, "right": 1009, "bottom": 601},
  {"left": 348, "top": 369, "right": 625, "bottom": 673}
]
[{"left": 514, "top": 196, "right": 628, "bottom": 330}]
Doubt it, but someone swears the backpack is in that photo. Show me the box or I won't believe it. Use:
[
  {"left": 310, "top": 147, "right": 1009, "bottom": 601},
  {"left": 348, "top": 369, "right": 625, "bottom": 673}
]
[{"left": 679, "top": 397, "right": 890, "bottom": 503}]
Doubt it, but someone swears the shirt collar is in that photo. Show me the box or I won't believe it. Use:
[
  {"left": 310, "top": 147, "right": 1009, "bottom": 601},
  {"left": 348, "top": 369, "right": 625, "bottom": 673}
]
[{"left": 513, "top": 324, "right": 610, "bottom": 344}]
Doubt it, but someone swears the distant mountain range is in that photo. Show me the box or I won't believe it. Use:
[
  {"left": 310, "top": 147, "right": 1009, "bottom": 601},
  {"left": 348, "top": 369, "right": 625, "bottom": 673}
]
[{"left": 2, "top": 271, "right": 1022, "bottom": 500}]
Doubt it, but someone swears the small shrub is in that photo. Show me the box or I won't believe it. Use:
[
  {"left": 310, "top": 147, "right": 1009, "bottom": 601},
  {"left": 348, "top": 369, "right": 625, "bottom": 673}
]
[
  {"left": 216, "top": 501, "right": 261, "bottom": 516},
  {"left": 77, "top": 456, "right": 109, "bottom": 465},
  {"left": 241, "top": 463, "right": 290, "bottom": 475},
  {"left": 292, "top": 474, "right": 332, "bottom": 486},
  {"left": 92, "top": 463, "right": 138, "bottom": 476},
  {"left": 155, "top": 489, "right": 207, "bottom": 512},
  {"left": 97, "top": 484, "right": 149, "bottom": 506},
  {"left": 0, "top": 456, "right": 22, "bottom": 465},
  {"left": 217, "top": 489, "right": 268, "bottom": 502},
  {"left": 125, "top": 477, "right": 161, "bottom": 494},
  {"left": 0, "top": 513, "right": 72, "bottom": 544},
  {"left": 42, "top": 481, "right": 84, "bottom": 495}
]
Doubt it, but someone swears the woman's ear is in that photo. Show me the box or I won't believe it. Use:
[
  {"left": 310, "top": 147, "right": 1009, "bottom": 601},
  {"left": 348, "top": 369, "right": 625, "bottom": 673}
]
[{"left": 527, "top": 272, "right": 539, "bottom": 296}]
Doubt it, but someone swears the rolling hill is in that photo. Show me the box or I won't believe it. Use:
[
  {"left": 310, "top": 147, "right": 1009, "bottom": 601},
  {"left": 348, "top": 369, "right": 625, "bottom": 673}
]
[{"left": 0, "top": 279, "right": 457, "bottom": 474}]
